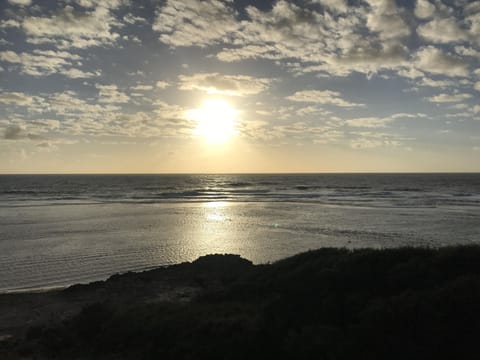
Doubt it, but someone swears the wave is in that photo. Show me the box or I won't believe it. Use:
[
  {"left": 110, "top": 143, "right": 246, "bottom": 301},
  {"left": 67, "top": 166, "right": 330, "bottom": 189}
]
[
  {"left": 226, "top": 182, "right": 253, "bottom": 187},
  {"left": 1, "top": 174, "right": 479, "bottom": 208}
]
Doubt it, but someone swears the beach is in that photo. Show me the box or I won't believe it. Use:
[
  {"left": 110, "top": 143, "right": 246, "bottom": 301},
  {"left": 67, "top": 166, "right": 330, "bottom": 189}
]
[{"left": 1, "top": 174, "right": 480, "bottom": 292}]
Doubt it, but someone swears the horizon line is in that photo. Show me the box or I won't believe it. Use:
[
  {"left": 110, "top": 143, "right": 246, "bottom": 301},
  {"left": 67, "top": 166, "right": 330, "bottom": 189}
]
[{"left": 1, "top": 171, "right": 480, "bottom": 175}]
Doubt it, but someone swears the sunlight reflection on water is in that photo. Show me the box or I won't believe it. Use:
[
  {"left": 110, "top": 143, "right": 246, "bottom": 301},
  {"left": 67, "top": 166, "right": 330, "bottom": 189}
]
[
  {"left": 1, "top": 199, "right": 480, "bottom": 292},
  {"left": 204, "top": 201, "right": 230, "bottom": 222},
  {"left": 203, "top": 201, "right": 229, "bottom": 209}
]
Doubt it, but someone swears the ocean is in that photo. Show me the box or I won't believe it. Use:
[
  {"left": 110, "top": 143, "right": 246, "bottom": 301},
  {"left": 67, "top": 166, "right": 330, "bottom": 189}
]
[{"left": 1, "top": 173, "right": 479, "bottom": 292}]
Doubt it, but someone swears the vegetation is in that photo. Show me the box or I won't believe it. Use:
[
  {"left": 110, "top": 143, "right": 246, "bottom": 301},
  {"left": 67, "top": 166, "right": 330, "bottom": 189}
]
[{"left": 6, "top": 246, "right": 480, "bottom": 359}]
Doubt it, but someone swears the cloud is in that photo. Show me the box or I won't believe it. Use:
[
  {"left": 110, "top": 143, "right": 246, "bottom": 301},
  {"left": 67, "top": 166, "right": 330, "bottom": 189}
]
[
  {"left": 350, "top": 137, "right": 401, "bottom": 149},
  {"left": 287, "top": 90, "right": 364, "bottom": 107},
  {"left": 313, "top": 0, "right": 348, "bottom": 13},
  {"left": 0, "top": 49, "right": 94, "bottom": 78},
  {"left": 416, "top": 78, "right": 454, "bottom": 88},
  {"left": 150, "top": 0, "right": 479, "bottom": 82},
  {"left": 449, "top": 103, "right": 469, "bottom": 110},
  {"left": 36, "top": 141, "right": 58, "bottom": 152},
  {"left": 8, "top": 0, "right": 31, "bottom": 5},
  {"left": 0, "top": 50, "right": 68, "bottom": 76},
  {"left": 230, "top": 1, "right": 411, "bottom": 76},
  {"left": 123, "top": 14, "right": 148, "bottom": 25},
  {"left": 346, "top": 117, "right": 392, "bottom": 128},
  {"left": 465, "top": 2, "right": 480, "bottom": 15},
  {"left": 397, "top": 67, "right": 424, "bottom": 79},
  {"left": 415, "top": 0, "right": 436, "bottom": 19},
  {"left": 3, "top": 125, "right": 43, "bottom": 140},
  {"left": 151, "top": 0, "right": 480, "bottom": 83},
  {"left": 96, "top": 84, "right": 130, "bottom": 103},
  {"left": 364, "top": 0, "right": 411, "bottom": 41},
  {"left": 466, "top": 9, "right": 480, "bottom": 38},
  {"left": 156, "top": 81, "right": 170, "bottom": 89},
  {"left": 455, "top": 46, "right": 480, "bottom": 58},
  {"left": 427, "top": 93, "right": 473, "bottom": 103},
  {"left": 217, "top": 44, "right": 283, "bottom": 63},
  {"left": 153, "top": 101, "right": 189, "bottom": 124},
  {"left": 295, "top": 106, "right": 330, "bottom": 117},
  {"left": 74, "top": 0, "right": 125, "bottom": 9},
  {"left": 417, "top": 17, "right": 469, "bottom": 44},
  {"left": 48, "top": 91, "right": 120, "bottom": 117},
  {"left": 346, "top": 112, "right": 426, "bottom": 128},
  {"left": 0, "top": 19, "right": 21, "bottom": 28},
  {"left": 0, "top": 90, "right": 194, "bottom": 141},
  {"left": 178, "top": 73, "right": 272, "bottom": 96},
  {"left": 21, "top": 5, "right": 121, "bottom": 49},
  {"left": 59, "top": 68, "right": 97, "bottom": 78},
  {"left": 390, "top": 112, "right": 427, "bottom": 119},
  {"left": 4, "top": 125, "right": 26, "bottom": 140},
  {"left": 131, "top": 85, "right": 153, "bottom": 91},
  {"left": 2, "top": 0, "right": 480, "bottom": 152},
  {"left": 0, "top": 92, "right": 35, "bottom": 105},
  {"left": 153, "top": 0, "right": 239, "bottom": 47},
  {"left": 414, "top": 46, "right": 469, "bottom": 77}
]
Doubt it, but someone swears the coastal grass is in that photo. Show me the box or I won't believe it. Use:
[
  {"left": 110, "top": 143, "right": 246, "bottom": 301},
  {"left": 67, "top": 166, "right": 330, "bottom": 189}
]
[{"left": 6, "top": 246, "right": 480, "bottom": 359}]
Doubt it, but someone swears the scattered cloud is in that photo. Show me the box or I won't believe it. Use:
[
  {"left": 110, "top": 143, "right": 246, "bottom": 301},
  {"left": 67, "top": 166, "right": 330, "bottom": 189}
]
[
  {"left": 131, "top": 85, "right": 153, "bottom": 91},
  {"left": 427, "top": 93, "right": 473, "bottom": 103},
  {"left": 62, "top": 68, "right": 98, "bottom": 79},
  {"left": 417, "top": 17, "right": 468, "bottom": 44},
  {"left": 397, "top": 67, "right": 424, "bottom": 79},
  {"left": 314, "top": 0, "right": 348, "bottom": 13},
  {"left": 156, "top": 81, "right": 170, "bottom": 89},
  {"left": 123, "top": 14, "right": 147, "bottom": 25},
  {"left": 350, "top": 137, "right": 401, "bottom": 149},
  {"left": 455, "top": 46, "right": 480, "bottom": 58},
  {"left": 346, "top": 113, "right": 425, "bottom": 128},
  {"left": 3, "top": 125, "right": 43, "bottom": 140},
  {"left": 414, "top": 46, "right": 469, "bottom": 77},
  {"left": 0, "top": 49, "right": 95, "bottom": 78},
  {"left": 4, "top": 125, "right": 27, "bottom": 140},
  {"left": 414, "top": 0, "right": 436, "bottom": 19},
  {"left": 153, "top": 0, "right": 239, "bottom": 47},
  {"left": 0, "top": 92, "right": 36, "bottom": 106},
  {"left": 365, "top": 0, "right": 411, "bottom": 41},
  {"left": 96, "top": 84, "right": 130, "bottom": 103},
  {"left": 8, "top": 0, "right": 31, "bottom": 6},
  {"left": 450, "top": 103, "right": 469, "bottom": 110},
  {"left": 0, "top": 19, "right": 21, "bottom": 28},
  {"left": 178, "top": 73, "right": 272, "bottom": 96},
  {"left": 417, "top": 78, "right": 454, "bottom": 88},
  {"left": 1, "top": 0, "right": 480, "bottom": 170},
  {"left": 287, "top": 90, "right": 364, "bottom": 108},
  {"left": 21, "top": 4, "right": 121, "bottom": 49},
  {"left": 346, "top": 117, "right": 392, "bottom": 128}
]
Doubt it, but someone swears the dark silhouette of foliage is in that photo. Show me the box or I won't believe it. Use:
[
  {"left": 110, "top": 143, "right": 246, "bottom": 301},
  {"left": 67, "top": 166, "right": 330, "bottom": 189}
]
[{"left": 12, "top": 247, "right": 480, "bottom": 359}]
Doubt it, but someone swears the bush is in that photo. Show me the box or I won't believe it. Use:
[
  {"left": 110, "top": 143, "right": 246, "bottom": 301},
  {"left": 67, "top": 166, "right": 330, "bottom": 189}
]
[{"left": 22, "top": 247, "right": 480, "bottom": 359}]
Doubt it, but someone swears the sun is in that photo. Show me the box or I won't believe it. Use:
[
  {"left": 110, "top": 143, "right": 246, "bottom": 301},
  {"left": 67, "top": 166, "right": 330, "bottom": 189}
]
[{"left": 188, "top": 100, "right": 238, "bottom": 143}]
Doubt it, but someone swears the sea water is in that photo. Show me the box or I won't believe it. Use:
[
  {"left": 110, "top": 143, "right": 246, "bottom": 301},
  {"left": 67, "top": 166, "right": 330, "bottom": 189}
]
[{"left": 1, "top": 173, "right": 479, "bottom": 292}]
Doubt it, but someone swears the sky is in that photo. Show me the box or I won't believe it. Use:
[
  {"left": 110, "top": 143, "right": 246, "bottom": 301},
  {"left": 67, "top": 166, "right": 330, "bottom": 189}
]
[{"left": 0, "top": 0, "right": 479, "bottom": 173}]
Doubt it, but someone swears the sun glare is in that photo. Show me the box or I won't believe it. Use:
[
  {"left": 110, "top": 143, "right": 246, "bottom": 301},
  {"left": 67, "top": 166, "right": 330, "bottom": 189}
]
[{"left": 188, "top": 100, "right": 238, "bottom": 143}]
